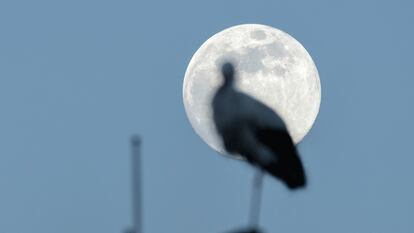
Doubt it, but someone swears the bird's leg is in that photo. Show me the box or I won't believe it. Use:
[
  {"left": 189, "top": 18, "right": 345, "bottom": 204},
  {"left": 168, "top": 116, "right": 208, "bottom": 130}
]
[{"left": 249, "top": 166, "right": 264, "bottom": 229}]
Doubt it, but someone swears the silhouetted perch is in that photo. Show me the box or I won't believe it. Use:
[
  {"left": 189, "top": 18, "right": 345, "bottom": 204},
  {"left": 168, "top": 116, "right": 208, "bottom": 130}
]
[
  {"left": 125, "top": 135, "right": 142, "bottom": 233},
  {"left": 225, "top": 227, "right": 263, "bottom": 233}
]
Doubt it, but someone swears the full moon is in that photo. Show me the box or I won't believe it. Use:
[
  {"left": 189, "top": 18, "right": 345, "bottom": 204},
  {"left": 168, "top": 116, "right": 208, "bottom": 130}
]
[{"left": 183, "top": 24, "right": 321, "bottom": 156}]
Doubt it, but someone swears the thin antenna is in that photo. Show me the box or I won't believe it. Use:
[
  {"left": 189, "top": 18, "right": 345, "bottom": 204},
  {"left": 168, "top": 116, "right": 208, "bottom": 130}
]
[
  {"left": 248, "top": 168, "right": 264, "bottom": 228},
  {"left": 127, "top": 135, "right": 142, "bottom": 233}
]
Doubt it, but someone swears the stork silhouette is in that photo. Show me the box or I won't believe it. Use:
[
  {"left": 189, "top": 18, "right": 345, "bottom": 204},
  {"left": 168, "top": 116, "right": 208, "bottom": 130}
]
[{"left": 212, "top": 62, "right": 306, "bottom": 228}]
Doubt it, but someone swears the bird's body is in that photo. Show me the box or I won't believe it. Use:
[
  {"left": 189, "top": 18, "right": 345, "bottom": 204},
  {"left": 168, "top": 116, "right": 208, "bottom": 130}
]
[{"left": 212, "top": 62, "right": 306, "bottom": 189}]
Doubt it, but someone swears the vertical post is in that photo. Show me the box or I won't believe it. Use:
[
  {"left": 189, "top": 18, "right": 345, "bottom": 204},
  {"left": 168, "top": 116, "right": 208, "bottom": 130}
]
[
  {"left": 249, "top": 168, "right": 264, "bottom": 229},
  {"left": 130, "top": 135, "right": 142, "bottom": 233}
]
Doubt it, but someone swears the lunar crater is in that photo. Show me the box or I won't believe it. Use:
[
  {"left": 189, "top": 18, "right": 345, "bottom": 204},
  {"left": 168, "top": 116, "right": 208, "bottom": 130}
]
[{"left": 250, "top": 30, "right": 267, "bottom": 40}]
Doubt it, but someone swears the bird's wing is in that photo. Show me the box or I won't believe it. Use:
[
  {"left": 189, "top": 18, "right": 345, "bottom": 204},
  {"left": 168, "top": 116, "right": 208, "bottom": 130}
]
[
  {"left": 255, "top": 128, "right": 306, "bottom": 189},
  {"left": 235, "top": 91, "right": 306, "bottom": 189},
  {"left": 235, "top": 91, "right": 287, "bottom": 131}
]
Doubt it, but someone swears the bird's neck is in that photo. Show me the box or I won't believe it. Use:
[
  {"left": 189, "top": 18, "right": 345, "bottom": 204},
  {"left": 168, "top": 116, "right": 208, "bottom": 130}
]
[
  {"left": 223, "top": 77, "right": 234, "bottom": 88},
  {"left": 219, "top": 81, "right": 234, "bottom": 94}
]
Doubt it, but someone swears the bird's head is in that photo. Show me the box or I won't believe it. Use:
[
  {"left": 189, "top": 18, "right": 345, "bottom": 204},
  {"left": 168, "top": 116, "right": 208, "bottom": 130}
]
[{"left": 221, "top": 62, "right": 235, "bottom": 86}]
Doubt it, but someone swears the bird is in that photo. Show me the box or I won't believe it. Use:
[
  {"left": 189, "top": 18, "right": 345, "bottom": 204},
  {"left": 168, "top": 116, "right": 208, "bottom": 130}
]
[{"left": 212, "top": 62, "right": 306, "bottom": 189}]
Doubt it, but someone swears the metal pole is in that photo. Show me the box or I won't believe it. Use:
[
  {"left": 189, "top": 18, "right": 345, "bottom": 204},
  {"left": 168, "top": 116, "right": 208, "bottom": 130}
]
[
  {"left": 249, "top": 167, "right": 264, "bottom": 228},
  {"left": 130, "top": 135, "right": 142, "bottom": 233}
]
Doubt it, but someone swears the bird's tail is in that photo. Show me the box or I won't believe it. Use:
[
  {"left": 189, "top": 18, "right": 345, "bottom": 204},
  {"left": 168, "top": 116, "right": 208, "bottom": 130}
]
[{"left": 256, "top": 129, "right": 306, "bottom": 189}]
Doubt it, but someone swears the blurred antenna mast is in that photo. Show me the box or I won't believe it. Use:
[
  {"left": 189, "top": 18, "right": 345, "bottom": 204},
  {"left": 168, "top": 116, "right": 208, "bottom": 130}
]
[
  {"left": 124, "top": 135, "right": 143, "bottom": 233},
  {"left": 248, "top": 169, "right": 264, "bottom": 229}
]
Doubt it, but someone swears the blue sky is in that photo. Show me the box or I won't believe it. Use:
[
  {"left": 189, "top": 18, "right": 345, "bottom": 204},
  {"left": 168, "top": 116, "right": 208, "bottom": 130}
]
[{"left": 1, "top": 0, "right": 413, "bottom": 232}]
